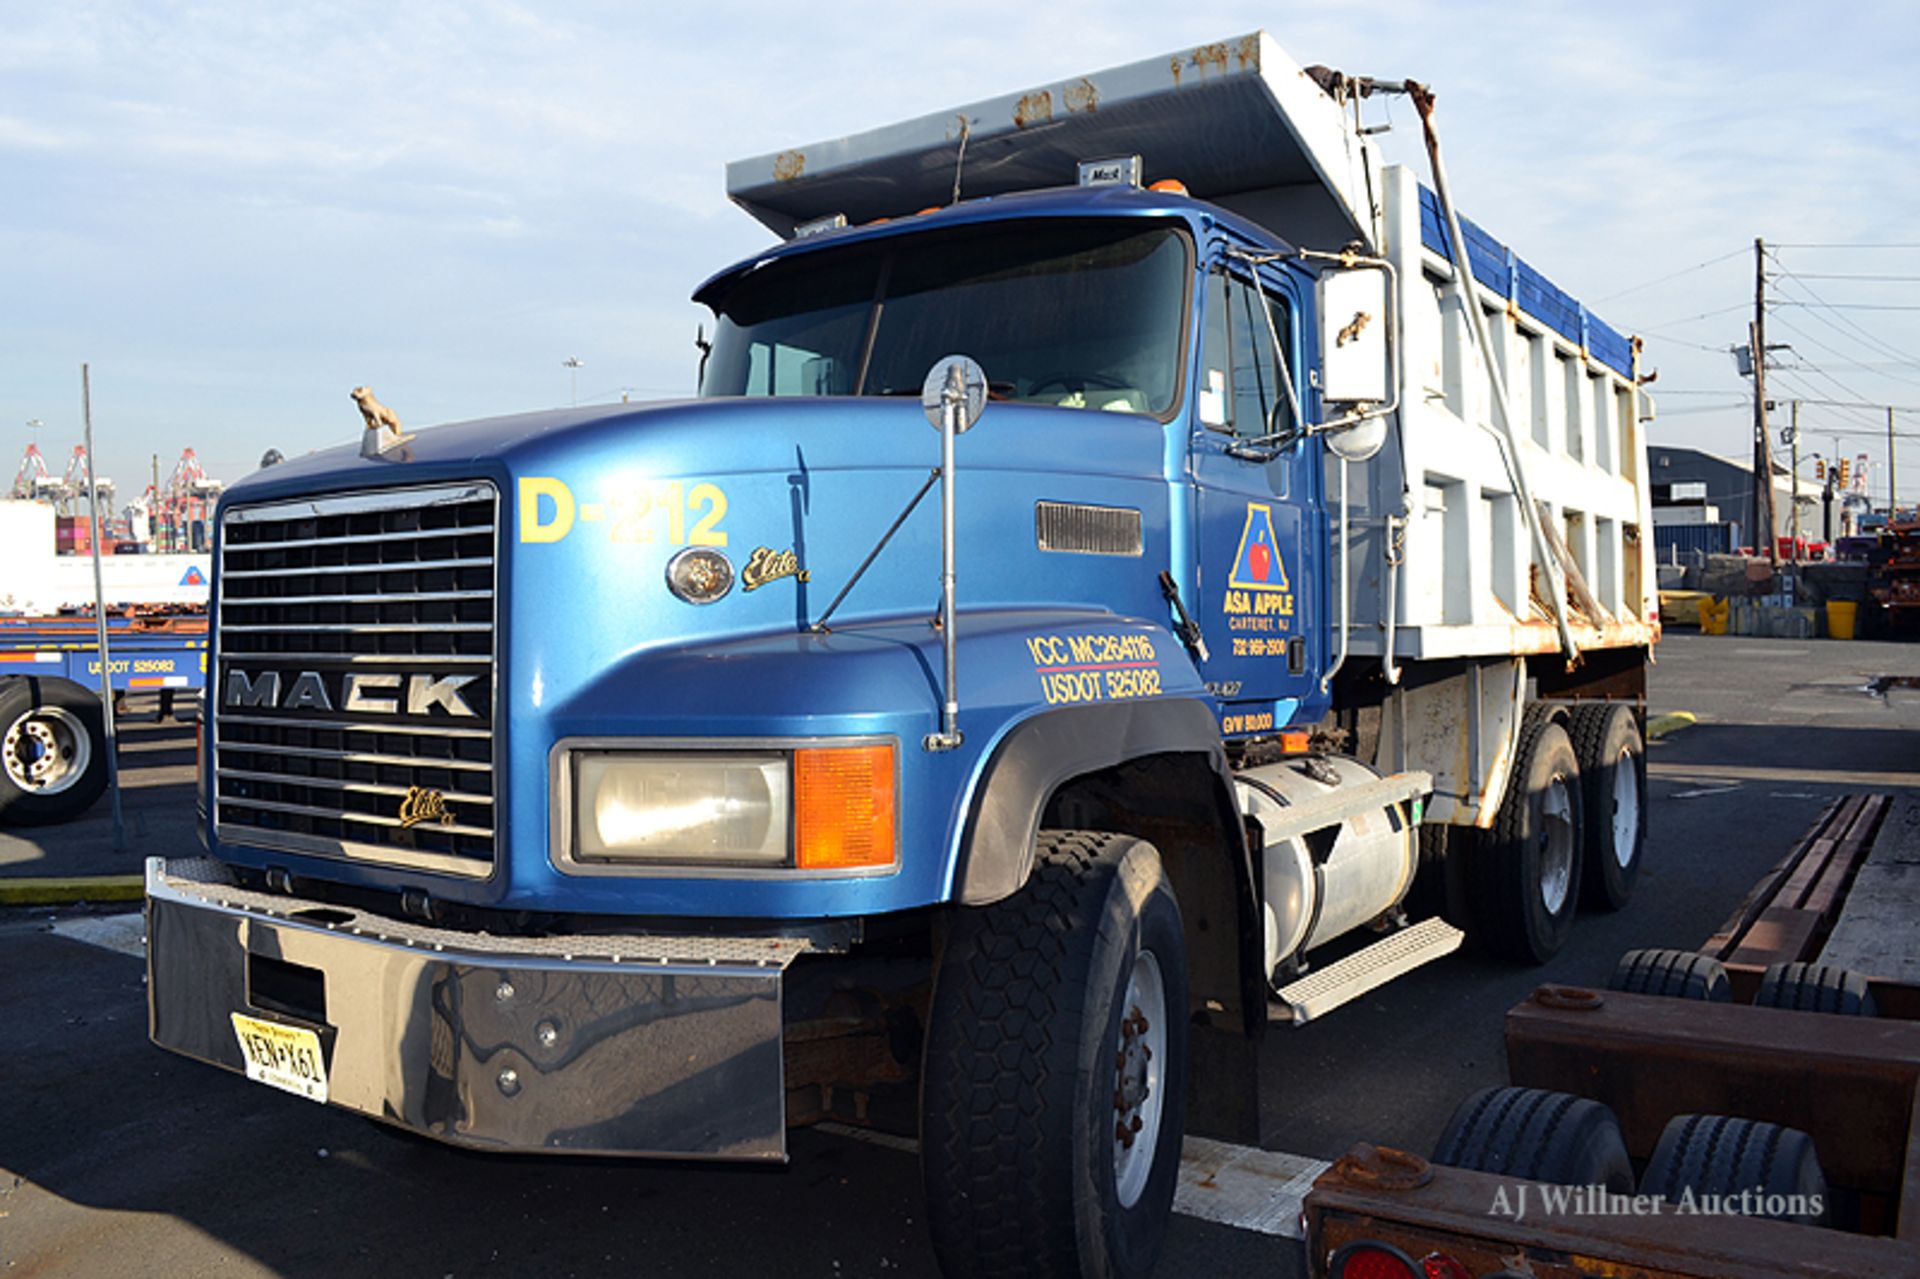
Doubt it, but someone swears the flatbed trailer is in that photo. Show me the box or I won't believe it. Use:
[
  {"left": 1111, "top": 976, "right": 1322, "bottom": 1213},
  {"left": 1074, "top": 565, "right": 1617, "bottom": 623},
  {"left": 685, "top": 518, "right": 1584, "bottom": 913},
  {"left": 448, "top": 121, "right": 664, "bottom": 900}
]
[
  {"left": 0, "top": 610, "right": 207, "bottom": 824},
  {"left": 1302, "top": 794, "right": 1920, "bottom": 1278}
]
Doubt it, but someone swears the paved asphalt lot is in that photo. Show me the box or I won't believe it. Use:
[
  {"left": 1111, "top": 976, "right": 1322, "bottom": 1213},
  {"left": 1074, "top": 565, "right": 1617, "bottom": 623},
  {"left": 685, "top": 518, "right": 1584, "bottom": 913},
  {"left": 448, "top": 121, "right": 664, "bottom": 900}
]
[{"left": 2, "top": 634, "right": 1915, "bottom": 1277}]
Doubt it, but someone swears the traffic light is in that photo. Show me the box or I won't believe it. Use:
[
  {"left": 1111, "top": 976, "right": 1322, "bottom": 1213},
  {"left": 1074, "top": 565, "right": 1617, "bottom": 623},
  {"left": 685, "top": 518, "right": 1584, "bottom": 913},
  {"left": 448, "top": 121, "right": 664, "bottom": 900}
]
[
  {"left": 1839, "top": 458, "right": 1851, "bottom": 489},
  {"left": 1815, "top": 458, "right": 1826, "bottom": 482}
]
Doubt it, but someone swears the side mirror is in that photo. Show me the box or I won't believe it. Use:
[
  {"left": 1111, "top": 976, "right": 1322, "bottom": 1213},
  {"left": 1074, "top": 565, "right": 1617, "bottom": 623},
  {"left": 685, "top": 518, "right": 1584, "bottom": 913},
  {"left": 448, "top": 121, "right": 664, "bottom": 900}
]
[{"left": 1318, "top": 266, "right": 1390, "bottom": 407}]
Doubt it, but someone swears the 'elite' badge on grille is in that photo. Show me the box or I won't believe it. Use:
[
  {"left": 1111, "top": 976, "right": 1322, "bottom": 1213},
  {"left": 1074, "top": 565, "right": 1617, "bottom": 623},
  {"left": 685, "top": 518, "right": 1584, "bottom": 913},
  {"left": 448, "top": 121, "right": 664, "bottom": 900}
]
[{"left": 399, "top": 786, "right": 455, "bottom": 829}]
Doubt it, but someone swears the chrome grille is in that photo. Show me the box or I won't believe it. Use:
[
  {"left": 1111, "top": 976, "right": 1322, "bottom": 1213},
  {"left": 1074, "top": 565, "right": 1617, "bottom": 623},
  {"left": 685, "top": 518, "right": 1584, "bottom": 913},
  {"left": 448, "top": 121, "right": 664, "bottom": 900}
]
[{"left": 213, "top": 482, "right": 499, "bottom": 878}]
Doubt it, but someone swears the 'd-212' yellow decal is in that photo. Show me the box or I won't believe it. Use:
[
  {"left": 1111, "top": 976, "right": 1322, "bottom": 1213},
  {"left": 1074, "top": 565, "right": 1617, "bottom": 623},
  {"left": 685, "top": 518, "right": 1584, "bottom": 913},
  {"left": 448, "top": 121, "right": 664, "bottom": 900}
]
[{"left": 518, "top": 477, "right": 728, "bottom": 547}]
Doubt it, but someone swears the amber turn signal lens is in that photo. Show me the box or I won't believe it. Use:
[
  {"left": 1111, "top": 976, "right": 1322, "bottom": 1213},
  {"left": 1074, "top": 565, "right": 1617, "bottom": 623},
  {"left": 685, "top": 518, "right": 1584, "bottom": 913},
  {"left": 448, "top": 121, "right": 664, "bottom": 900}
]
[{"left": 794, "top": 745, "right": 897, "bottom": 870}]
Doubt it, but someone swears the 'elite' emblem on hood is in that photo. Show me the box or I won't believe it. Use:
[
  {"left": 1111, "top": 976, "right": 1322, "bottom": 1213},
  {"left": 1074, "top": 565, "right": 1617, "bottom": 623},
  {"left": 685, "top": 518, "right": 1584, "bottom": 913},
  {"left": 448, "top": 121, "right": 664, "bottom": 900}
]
[{"left": 740, "top": 546, "right": 810, "bottom": 591}]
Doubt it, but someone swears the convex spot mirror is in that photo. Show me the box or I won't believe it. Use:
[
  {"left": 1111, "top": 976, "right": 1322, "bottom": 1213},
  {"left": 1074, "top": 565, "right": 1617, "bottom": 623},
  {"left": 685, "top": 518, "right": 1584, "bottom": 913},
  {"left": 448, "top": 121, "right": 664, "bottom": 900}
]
[
  {"left": 1325, "top": 416, "right": 1388, "bottom": 462},
  {"left": 922, "top": 355, "right": 987, "bottom": 433}
]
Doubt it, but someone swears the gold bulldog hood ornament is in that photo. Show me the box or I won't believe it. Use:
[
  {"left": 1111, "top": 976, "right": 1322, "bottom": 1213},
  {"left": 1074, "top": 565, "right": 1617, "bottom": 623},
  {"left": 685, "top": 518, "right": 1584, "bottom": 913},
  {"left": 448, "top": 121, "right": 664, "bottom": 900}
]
[{"left": 353, "top": 385, "right": 413, "bottom": 458}]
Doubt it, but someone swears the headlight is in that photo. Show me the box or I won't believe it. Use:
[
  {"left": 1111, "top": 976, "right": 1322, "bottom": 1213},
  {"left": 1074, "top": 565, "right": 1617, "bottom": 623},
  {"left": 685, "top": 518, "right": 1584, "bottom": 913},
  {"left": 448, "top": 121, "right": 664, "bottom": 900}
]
[
  {"left": 559, "top": 743, "right": 897, "bottom": 873},
  {"left": 574, "top": 752, "right": 789, "bottom": 864}
]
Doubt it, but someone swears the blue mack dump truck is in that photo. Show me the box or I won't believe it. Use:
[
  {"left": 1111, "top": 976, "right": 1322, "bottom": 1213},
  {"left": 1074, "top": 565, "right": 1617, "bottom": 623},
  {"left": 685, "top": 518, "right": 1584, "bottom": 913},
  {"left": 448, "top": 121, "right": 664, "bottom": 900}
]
[{"left": 148, "top": 32, "right": 1659, "bottom": 1278}]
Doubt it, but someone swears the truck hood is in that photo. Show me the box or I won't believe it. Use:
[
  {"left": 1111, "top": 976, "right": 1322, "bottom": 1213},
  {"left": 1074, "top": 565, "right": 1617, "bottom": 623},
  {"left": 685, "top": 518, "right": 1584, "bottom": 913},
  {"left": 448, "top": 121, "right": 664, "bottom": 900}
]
[
  {"left": 217, "top": 392, "right": 1179, "bottom": 721},
  {"left": 223, "top": 395, "right": 1167, "bottom": 498}
]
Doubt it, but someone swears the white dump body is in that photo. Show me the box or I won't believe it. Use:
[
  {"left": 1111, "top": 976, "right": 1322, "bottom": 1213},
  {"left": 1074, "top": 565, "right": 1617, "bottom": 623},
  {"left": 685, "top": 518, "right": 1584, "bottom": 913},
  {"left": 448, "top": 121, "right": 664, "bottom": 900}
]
[
  {"left": 727, "top": 31, "right": 1658, "bottom": 666},
  {"left": 1344, "top": 166, "right": 1659, "bottom": 663}
]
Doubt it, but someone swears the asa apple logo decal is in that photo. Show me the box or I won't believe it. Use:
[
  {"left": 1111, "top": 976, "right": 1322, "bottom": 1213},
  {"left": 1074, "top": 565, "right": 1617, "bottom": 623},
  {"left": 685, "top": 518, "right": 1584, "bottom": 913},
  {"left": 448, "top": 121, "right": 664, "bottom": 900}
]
[{"left": 1248, "top": 539, "right": 1271, "bottom": 582}]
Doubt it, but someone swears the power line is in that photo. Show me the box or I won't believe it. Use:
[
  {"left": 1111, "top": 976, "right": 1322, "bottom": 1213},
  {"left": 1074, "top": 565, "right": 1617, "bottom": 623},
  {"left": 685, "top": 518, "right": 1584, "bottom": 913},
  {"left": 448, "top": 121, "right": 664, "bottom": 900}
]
[
  {"left": 1766, "top": 258, "right": 1920, "bottom": 371},
  {"left": 1773, "top": 301, "right": 1920, "bottom": 311},
  {"left": 1636, "top": 301, "right": 1750, "bottom": 329},
  {"left": 1767, "top": 242, "right": 1920, "bottom": 250},
  {"left": 1768, "top": 371, "right": 1885, "bottom": 429},
  {"left": 1767, "top": 321, "right": 1920, "bottom": 392},
  {"left": 1635, "top": 327, "right": 1735, "bottom": 354},
  {"left": 1589, "top": 247, "right": 1746, "bottom": 304},
  {"left": 1762, "top": 394, "right": 1920, "bottom": 416},
  {"left": 1779, "top": 272, "right": 1920, "bottom": 283},
  {"left": 1655, "top": 402, "right": 1748, "bottom": 416}
]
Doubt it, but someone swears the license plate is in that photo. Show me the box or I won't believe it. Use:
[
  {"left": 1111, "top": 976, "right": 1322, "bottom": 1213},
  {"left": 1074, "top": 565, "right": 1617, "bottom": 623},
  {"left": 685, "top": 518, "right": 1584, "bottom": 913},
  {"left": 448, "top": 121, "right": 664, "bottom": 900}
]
[{"left": 230, "top": 1012, "right": 329, "bottom": 1104}]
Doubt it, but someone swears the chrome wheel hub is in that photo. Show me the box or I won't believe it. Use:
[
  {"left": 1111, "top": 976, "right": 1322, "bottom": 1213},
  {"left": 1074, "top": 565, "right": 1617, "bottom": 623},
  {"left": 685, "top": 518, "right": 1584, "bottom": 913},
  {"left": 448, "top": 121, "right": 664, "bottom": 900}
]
[
  {"left": 1612, "top": 748, "right": 1640, "bottom": 869},
  {"left": 1111, "top": 949, "right": 1167, "bottom": 1209},
  {"left": 3, "top": 707, "right": 90, "bottom": 795},
  {"left": 1538, "top": 774, "right": 1575, "bottom": 915}
]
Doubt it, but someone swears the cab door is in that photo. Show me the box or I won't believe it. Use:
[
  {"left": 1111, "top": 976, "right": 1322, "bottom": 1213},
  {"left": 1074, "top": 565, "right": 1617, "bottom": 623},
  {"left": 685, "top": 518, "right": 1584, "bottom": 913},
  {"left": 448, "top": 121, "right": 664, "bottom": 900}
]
[{"left": 1188, "top": 255, "right": 1324, "bottom": 735}]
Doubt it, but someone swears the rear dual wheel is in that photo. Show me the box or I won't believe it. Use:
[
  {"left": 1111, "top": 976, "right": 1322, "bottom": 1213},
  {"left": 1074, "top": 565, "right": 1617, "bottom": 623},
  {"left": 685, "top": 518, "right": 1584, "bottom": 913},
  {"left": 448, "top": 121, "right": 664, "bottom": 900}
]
[
  {"left": 1569, "top": 703, "right": 1646, "bottom": 911},
  {"left": 1473, "top": 715, "right": 1585, "bottom": 965}
]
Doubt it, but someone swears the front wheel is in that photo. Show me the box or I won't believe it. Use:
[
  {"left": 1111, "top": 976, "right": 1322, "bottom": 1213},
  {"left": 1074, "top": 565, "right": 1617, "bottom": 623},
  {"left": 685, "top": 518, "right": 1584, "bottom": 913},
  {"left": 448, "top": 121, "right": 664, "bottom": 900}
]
[{"left": 921, "top": 830, "right": 1188, "bottom": 1279}]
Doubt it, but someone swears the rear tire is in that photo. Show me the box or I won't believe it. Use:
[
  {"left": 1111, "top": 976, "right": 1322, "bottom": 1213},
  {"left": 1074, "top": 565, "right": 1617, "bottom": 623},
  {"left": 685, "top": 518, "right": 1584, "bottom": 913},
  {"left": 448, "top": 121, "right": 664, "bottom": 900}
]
[
  {"left": 921, "top": 830, "right": 1188, "bottom": 1279},
  {"left": 0, "top": 678, "right": 108, "bottom": 826},
  {"left": 1472, "top": 716, "right": 1584, "bottom": 965},
  {"left": 1641, "top": 1114, "right": 1828, "bottom": 1224},
  {"left": 1754, "top": 962, "right": 1878, "bottom": 1017},
  {"left": 1432, "top": 1085, "right": 1633, "bottom": 1192},
  {"left": 1569, "top": 703, "right": 1645, "bottom": 911},
  {"left": 1608, "top": 949, "right": 1732, "bottom": 1002}
]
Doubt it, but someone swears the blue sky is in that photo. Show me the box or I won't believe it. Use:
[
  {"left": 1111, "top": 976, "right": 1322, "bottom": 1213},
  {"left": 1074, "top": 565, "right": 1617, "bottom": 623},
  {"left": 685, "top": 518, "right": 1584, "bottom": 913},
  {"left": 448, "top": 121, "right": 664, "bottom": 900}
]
[{"left": 5, "top": 1, "right": 1918, "bottom": 506}]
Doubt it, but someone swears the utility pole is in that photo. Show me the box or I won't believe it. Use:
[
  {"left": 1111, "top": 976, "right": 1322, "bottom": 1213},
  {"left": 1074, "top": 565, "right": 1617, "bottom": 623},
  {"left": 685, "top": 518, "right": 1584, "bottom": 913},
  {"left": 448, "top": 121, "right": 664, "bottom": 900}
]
[
  {"left": 1890, "top": 406, "right": 1899, "bottom": 520},
  {"left": 1751, "top": 238, "right": 1778, "bottom": 566},
  {"left": 1789, "top": 399, "right": 1801, "bottom": 565}
]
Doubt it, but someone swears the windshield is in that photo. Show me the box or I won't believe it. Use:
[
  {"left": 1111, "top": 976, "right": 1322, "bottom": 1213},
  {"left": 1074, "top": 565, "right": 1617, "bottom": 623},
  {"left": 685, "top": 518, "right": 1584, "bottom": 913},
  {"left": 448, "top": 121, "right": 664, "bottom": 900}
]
[{"left": 701, "top": 220, "right": 1191, "bottom": 417}]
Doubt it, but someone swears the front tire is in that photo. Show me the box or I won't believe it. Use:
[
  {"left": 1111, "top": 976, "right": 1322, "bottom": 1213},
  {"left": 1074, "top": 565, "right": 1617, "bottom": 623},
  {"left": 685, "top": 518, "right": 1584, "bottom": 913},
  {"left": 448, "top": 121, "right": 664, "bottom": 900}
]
[
  {"left": 0, "top": 678, "right": 108, "bottom": 826},
  {"left": 921, "top": 830, "right": 1188, "bottom": 1279}
]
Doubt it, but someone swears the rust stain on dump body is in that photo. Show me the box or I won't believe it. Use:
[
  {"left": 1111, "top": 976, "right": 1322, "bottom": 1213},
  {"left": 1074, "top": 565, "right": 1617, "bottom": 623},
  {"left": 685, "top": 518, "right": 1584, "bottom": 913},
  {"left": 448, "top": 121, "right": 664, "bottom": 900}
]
[
  {"left": 1063, "top": 77, "right": 1098, "bottom": 114},
  {"left": 772, "top": 150, "right": 805, "bottom": 182},
  {"left": 1235, "top": 34, "right": 1260, "bottom": 70},
  {"left": 1189, "top": 42, "right": 1230, "bottom": 76},
  {"left": 1013, "top": 90, "right": 1053, "bottom": 129}
]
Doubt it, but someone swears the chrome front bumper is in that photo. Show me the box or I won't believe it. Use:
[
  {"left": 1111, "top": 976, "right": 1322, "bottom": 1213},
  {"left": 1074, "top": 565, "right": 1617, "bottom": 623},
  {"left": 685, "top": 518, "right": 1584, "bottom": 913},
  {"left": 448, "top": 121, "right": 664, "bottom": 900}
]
[{"left": 145, "top": 857, "right": 800, "bottom": 1160}]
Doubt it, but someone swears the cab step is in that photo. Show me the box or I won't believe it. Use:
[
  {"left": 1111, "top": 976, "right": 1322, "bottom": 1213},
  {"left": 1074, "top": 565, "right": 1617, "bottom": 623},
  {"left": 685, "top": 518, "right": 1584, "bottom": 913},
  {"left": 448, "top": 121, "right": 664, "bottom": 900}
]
[{"left": 1270, "top": 916, "right": 1465, "bottom": 1025}]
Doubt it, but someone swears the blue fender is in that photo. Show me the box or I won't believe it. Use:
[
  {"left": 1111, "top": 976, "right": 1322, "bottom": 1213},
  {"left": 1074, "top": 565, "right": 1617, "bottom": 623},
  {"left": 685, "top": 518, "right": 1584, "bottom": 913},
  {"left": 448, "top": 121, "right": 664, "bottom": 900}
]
[{"left": 539, "top": 607, "right": 1225, "bottom": 918}]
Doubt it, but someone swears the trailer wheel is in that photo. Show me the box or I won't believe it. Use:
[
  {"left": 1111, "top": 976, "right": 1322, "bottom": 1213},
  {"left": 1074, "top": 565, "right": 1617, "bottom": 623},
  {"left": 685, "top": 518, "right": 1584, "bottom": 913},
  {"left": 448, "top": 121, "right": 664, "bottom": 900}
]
[
  {"left": 1607, "top": 948, "right": 1732, "bottom": 1002},
  {"left": 0, "top": 678, "right": 108, "bottom": 826},
  {"left": 1472, "top": 717, "right": 1584, "bottom": 964},
  {"left": 1568, "top": 703, "right": 1645, "bottom": 911},
  {"left": 921, "top": 830, "right": 1188, "bottom": 1279},
  {"left": 1754, "top": 962, "right": 1878, "bottom": 1017},
  {"left": 1432, "top": 1086, "right": 1633, "bottom": 1192},
  {"left": 1640, "top": 1114, "right": 1828, "bottom": 1224}
]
